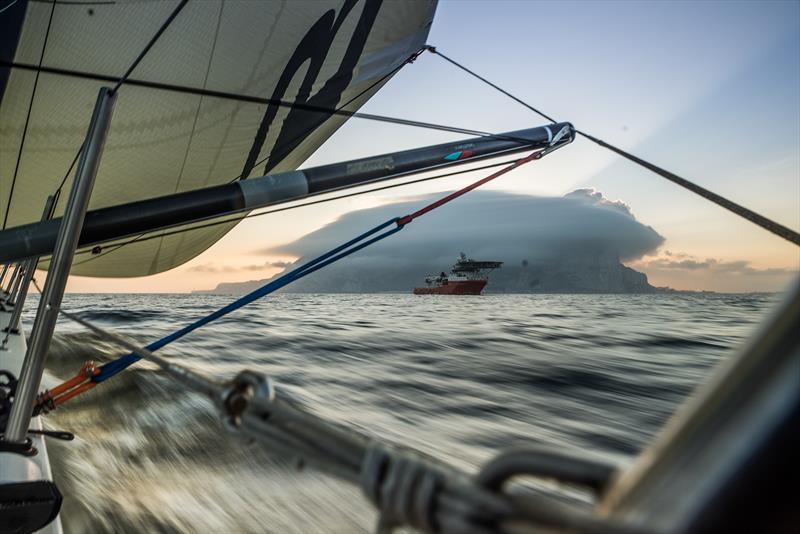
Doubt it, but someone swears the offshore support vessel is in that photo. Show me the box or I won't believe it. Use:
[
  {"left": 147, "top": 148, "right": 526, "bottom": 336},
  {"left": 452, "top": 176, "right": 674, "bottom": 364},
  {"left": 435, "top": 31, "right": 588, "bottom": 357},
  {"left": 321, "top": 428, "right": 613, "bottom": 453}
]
[{"left": 414, "top": 253, "right": 502, "bottom": 295}]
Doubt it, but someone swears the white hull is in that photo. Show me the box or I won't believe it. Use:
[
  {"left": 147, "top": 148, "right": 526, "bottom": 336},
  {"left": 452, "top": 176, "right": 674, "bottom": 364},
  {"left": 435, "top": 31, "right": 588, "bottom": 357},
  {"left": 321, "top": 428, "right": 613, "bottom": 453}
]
[{"left": 0, "top": 308, "right": 62, "bottom": 533}]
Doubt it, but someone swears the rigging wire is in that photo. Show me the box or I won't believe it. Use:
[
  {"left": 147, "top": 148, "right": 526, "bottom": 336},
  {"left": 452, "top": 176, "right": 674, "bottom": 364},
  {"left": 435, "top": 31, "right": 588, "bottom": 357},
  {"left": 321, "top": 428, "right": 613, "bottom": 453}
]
[
  {"left": 71, "top": 157, "right": 522, "bottom": 265},
  {"left": 426, "top": 46, "right": 800, "bottom": 246},
  {"left": 426, "top": 46, "right": 558, "bottom": 124},
  {"left": 52, "top": 145, "right": 83, "bottom": 205},
  {"left": 2, "top": 0, "right": 56, "bottom": 229},
  {"left": 0, "top": 0, "right": 18, "bottom": 15},
  {"left": 67, "top": 47, "right": 434, "bottom": 263},
  {"left": 230, "top": 47, "right": 428, "bottom": 184},
  {"left": 64, "top": 48, "right": 430, "bottom": 265},
  {"left": 110, "top": 0, "right": 188, "bottom": 95},
  {"left": 574, "top": 131, "right": 800, "bottom": 246},
  {"left": 0, "top": 60, "right": 531, "bottom": 145}
]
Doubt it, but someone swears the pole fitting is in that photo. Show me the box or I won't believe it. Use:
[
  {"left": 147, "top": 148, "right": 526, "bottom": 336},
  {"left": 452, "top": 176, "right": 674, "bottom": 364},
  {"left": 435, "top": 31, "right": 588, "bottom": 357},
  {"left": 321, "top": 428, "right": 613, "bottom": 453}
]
[
  {"left": 79, "top": 361, "right": 98, "bottom": 378},
  {"left": 221, "top": 370, "right": 274, "bottom": 429}
]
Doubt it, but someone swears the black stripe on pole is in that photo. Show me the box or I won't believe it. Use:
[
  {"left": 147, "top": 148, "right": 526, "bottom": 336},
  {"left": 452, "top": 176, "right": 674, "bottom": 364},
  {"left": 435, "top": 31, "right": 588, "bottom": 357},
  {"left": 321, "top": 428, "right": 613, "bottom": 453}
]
[{"left": 0, "top": 123, "right": 570, "bottom": 263}]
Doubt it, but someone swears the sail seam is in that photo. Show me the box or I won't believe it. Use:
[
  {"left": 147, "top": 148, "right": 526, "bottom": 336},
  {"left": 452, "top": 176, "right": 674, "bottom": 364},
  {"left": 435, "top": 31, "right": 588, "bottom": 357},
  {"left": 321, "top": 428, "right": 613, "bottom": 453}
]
[
  {"left": 2, "top": 0, "right": 56, "bottom": 230},
  {"left": 0, "top": 59, "right": 526, "bottom": 145},
  {"left": 160, "top": 0, "right": 226, "bottom": 273},
  {"left": 48, "top": 0, "right": 191, "bottom": 215}
]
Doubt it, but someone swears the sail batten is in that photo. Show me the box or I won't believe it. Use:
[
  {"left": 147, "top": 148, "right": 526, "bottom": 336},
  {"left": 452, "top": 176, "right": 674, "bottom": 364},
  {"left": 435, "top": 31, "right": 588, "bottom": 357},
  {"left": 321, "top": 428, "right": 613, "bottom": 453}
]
[{"left": 0, "top": 0, "right": 436, "bottom": 276}]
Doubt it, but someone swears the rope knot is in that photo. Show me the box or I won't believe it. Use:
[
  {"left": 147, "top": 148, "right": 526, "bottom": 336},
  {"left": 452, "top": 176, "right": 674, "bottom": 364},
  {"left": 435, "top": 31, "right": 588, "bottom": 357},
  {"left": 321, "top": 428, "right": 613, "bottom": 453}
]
[
  {"left": 35, "top": 390, "right": 56, "bottom": 415},
  {"left": 361, "top": 444, "right": 443, "bottom": 533}
]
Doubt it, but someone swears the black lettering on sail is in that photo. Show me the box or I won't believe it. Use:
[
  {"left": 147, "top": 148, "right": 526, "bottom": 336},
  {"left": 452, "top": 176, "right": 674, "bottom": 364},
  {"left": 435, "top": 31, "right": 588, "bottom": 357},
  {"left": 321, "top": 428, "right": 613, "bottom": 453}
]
[{"left": 240, "top": 0, "right": 383, "bottom": 179}]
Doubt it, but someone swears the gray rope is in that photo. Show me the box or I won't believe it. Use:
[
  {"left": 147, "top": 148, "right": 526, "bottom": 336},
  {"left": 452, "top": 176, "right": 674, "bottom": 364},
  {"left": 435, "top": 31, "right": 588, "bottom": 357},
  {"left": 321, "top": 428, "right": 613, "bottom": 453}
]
[
  {"left": 477, "top": 445, "right": 616, "bottom": 493},
  {"left": 361, "top": 444, "right": 446, "bottom": 533}
]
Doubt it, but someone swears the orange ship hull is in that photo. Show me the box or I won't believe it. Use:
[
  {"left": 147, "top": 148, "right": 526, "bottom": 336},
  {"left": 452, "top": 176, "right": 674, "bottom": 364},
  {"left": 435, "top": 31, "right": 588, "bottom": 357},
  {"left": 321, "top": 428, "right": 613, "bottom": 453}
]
[{"left": 413, "top": 280, "right": 487, "bottom": 295}]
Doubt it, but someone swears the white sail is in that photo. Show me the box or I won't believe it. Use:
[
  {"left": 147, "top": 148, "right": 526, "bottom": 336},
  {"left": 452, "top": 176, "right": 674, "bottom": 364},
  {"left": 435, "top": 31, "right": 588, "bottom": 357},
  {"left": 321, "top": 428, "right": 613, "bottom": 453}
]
[{"left": 0, "top": 0, "right": 436, "bottom": 276}]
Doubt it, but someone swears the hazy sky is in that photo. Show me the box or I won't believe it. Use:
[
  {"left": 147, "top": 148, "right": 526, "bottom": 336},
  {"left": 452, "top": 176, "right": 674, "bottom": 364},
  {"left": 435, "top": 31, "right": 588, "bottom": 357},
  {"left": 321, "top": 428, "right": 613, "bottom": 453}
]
[{"left": 65, "top": 0, "right": 799, "bottom": 293}]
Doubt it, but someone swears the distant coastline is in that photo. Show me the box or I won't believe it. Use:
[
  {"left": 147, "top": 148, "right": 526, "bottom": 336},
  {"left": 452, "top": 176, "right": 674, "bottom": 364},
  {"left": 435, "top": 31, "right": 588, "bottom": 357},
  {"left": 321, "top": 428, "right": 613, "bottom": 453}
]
[
  {"left": 192, "top": 286, "right": 708, "bottom": 296},
  {"left": 192, "top": 260, "right": 678, "bottom": 296}
]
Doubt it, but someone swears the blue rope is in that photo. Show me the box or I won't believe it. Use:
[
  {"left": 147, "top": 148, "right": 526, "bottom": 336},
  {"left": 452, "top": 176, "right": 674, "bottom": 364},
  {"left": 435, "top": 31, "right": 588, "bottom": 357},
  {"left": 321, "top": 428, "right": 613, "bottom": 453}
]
[
  {"left": 94, "top": 218, "right": 404, "bottom": 382},
  {"left": 91, "top": 154, "right": 540, "bottom": 383}
]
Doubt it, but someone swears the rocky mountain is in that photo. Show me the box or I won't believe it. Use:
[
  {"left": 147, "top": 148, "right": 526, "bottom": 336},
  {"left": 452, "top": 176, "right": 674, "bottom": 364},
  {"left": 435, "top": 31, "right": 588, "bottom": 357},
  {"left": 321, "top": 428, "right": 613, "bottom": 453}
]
[{"left": 195, "top": 255, "right": 656, "bottom": 294}]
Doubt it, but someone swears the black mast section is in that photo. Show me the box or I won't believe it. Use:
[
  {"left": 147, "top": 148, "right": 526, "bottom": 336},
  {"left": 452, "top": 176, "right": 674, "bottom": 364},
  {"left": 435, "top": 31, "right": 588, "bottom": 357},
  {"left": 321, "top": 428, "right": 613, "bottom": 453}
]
[{"left": 0, "top": 123, "right": 573, "bottom": 263}]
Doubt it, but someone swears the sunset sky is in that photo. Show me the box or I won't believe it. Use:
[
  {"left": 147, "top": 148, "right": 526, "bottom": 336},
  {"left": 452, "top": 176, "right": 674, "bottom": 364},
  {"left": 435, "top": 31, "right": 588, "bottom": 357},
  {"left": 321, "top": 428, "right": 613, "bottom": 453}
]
[{"left": 64, "top": 0, "right": 799, "bottom": 293}]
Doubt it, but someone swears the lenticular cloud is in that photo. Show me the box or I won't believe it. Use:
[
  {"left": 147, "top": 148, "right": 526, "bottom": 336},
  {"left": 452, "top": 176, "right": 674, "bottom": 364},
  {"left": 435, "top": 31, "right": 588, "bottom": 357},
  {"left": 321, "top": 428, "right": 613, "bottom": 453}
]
[{"left": 266, "top": 189, "right": 665, "bottom": 293}]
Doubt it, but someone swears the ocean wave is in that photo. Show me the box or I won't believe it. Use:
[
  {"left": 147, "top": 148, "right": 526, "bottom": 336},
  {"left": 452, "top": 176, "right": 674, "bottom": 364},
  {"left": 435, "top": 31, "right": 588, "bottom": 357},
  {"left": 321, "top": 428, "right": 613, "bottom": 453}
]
[{"left": 25, "top": 292, "right": 775, "bottom": 533}]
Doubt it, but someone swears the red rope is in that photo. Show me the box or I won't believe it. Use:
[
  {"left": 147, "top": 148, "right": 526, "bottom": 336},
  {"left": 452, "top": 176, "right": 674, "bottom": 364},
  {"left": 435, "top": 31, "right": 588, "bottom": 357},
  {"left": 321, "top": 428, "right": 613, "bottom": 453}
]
[{"left": 397, "top": 151, "right": 542, "bottom": 226}]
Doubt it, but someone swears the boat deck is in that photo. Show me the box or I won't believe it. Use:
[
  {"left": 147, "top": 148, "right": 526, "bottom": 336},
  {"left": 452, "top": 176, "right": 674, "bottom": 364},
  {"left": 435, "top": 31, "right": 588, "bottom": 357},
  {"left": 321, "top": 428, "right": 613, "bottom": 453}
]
[{"left": 0, "top": 307, "right": 62, "bottom": 533}]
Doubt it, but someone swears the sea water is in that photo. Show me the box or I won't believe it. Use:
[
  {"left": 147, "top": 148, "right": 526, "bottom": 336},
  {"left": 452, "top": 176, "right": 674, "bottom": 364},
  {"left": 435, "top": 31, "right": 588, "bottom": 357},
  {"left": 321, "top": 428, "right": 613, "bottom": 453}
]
[{"left": 23, "top": 292, "right": 778, "bottom": 533}]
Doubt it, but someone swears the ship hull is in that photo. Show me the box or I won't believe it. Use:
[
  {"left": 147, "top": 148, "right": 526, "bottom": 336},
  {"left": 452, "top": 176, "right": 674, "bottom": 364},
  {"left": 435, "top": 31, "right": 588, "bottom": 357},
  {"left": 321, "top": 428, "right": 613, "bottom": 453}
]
[{"left": 413, "top": 280, "right": 487, "bottom": 295}]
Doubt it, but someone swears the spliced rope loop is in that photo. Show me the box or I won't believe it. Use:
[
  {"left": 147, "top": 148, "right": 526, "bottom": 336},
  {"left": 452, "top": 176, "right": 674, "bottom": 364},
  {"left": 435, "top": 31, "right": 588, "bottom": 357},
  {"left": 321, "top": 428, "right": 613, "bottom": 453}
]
[{"left": 35, "top": 361, "right": 99, "bottom": 414}]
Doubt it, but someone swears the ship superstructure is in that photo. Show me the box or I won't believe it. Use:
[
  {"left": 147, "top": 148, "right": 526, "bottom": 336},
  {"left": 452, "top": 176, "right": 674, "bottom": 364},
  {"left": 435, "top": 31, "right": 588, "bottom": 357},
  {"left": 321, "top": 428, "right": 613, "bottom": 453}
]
[{"left": 414, "top": 253, "right": 502, "bottom": 295}]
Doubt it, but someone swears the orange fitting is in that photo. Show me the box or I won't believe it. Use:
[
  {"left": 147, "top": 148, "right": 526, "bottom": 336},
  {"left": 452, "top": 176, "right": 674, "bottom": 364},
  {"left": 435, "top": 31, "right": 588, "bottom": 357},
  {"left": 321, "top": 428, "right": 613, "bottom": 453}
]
[
  {"left": 37, "top": 361, "right": 102, "bottom": 412},
  {"left": 47, "top": 361, "right": 99, "bottom": 398},
  {"left": 47, "top": 374, "right": 87, "bottom": 399},
  {"left": 80, "top": 361, "right": 100, "bottom": 378},
  {"left": 53, "top": 381, "right": 97, "bottom": 406}
]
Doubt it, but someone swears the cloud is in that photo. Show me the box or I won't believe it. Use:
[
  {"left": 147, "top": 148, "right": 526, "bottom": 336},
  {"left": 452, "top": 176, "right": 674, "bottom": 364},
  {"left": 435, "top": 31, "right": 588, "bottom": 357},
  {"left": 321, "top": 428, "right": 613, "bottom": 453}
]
[
  {"left": 266, "top": 260, "right": 294, "bottom": 268},
  {"left": 187, "top": 260, "right": 294, "bottom": 273},
  {"left": 644, "top": 258, "right": 716, "bottom": 270},
  {"left": 268, "top": 189, "right": 663, "bottom": 262},
  {"left": 259, "top": 189, "right": 666, "bottom": 292},
  {"left": 635, "top": 255, "right": 798, "bottom": 277},
  {"left": 186, "top": 263, "right": 237, "bottom": 274},
  {"left": 564, "top": 188, "right": 633, "bottom": 217}
]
